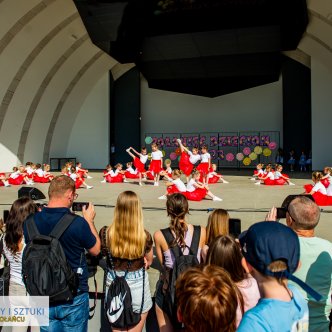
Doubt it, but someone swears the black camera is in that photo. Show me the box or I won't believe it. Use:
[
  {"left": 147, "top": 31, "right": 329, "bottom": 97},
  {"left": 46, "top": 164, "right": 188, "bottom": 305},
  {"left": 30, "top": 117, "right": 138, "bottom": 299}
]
[
  {"left": 72, "top": 202, "right": 89, "bottom": 212},
  {"left": 229, "top": 218, "right": 241, "bottom": 238}
]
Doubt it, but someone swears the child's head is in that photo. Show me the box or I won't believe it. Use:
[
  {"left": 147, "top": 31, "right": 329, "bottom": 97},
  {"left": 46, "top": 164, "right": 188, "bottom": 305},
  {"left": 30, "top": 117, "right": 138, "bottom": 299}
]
[
  {"left": 276, "top": 164, "right": 283, "bottom": 172},
  {"left": 61, "top": 166, "right": 67, "bottom": 174},
  {"left": 25, "top": 161, "right": 32, "bottom": 167},
  {"left": 265, "top": 165, "right": 272, "bottom": 172},
  {"left": 257, "top": 163, "right": 263, "bottom": 170},
  {"left": 141, "top": 147, "right": 147, "bottom": 155},
  {"left": 192, "top": 147, "right": 198, "bottom": 155},
  {"left": 211, "top": 163, "right": 217, "bottom": 171},
  {"left": 35, "top": 163, "right": 42, "bottom": 170},
  {"left": 70, "top": 166, "right": 76, "bottom": 173},
  {"left": 176, "top": 265, "right": 238, "bottom": 332},
  {"left": 18, "top": 165, "right": 25, "bottom": 172},
  {"left": 126, "top": 162, "right": 133, "bottom": 168},
  {"left": 191, "top": 170, "right": 201, "bottom": 180},
  {"left": 151, "top": 143, "right": 158, "bottom": 151},
  {"left": 172, "top": 169, "right": 182, "bottom": 179},
  {"left": 206, "top": 235, "right": 246, "bottom": 283},
  {"left": 165, "top": 160, "right": 171, "bottom": 168},
  {"left": 106, "top": 164, "right": 112, "bottom": 171},
  {"left": 323, "top": 167, "right": 331, "bottom": 175},
  {"left": 12, "top": 166, "right": 18, "bottom": 172},
  {"left": 312, "top": 171, "right": 323, "bottom": 183},
  {"left": 239, "top": 222, "right": 299, "bottom": 282},
  {"left": 115, "top": 163, "right": 122, "bottom": 170},
  {"left": 201, "top": 145, "right": 208, "bottom": 153},
  {"left": 206, "top": 209, "right": 229, "bottom": 245},
  {"left": 76, "top": 162, "right": 82, "bottom": 167},
  {"left": 43, "top": 164, "right": 50, "bottom": 171}
]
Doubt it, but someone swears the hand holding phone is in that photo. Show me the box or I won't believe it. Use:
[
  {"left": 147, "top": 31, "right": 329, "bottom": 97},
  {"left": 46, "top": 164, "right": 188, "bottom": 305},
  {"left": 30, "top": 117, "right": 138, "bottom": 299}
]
[{"left": 72, "top": 202, "right": 89, "bottom": 212}]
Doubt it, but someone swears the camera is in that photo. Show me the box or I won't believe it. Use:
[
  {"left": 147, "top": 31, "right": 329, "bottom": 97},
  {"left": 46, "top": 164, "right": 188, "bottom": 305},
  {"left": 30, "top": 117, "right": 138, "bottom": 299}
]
[
  {"left": 276, "top": 194, "right": 315, "bottom": 219},
  {"left": 72, "top": 202, "right": 89, "bottom": 212},
  {"left": 229, "top": 218, "right": 241, "bottom": 238}
]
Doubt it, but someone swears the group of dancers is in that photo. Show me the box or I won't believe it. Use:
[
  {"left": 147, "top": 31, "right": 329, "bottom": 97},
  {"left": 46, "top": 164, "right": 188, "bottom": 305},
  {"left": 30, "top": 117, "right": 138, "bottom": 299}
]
[
  {"left": 0, "top": 162, "right": 54, "bottom": 187},
  {"left": 251, "top": 163, "right": 295, "bottom": 186}
]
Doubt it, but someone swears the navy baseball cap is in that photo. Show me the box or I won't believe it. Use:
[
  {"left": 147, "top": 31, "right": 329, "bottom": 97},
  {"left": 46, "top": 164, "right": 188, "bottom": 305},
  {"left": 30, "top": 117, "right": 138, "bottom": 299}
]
[{"left": 239, "top": 221, "right": 322, "bottom": 301}]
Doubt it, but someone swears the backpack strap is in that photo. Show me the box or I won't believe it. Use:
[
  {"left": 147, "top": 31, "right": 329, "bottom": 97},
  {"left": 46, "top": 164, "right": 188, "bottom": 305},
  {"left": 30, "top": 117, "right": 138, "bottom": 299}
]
[
  {"left": 189, "top": 225, "right": 201, "bottom": 256},
  {"left": 25, "top": 215, "right": 40, "bottom": 241},
  {"left": 161, "top": 228, "right": 182, "bottom": 258},
  {"left": 49, "top": 213, "right": 77, "bottom": 239}
]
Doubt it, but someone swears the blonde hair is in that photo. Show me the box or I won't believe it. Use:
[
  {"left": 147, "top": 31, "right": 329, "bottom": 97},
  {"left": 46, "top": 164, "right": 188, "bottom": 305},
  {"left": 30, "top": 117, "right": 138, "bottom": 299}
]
[
  {"left": 206, "top": 209, "right": 229, "bottom": 245},
  {"left": 312, "top": 171, "right": 323, "bottom": 182},
  {"left": 108, "top": 191, "right": 146, "bottom": 259}
]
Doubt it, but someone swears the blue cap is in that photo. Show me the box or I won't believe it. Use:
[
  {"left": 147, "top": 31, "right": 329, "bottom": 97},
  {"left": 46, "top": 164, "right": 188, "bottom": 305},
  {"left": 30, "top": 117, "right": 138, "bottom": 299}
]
[{"left": 239, "top": 222, "right": 322, "bottom": 301}]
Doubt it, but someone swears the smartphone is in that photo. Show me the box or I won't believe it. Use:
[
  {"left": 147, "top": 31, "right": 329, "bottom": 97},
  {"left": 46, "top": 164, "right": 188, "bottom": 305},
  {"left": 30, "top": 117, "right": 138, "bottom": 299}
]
[
  {"left": 229, "top": 218, "right": 241, "bottom": 238},
  {"left": 3, "top": 210, "right": 9, "bottom": 223},
  {"left": 72, "top": 202, "right": 89, "bottom": 212},
  {"left": 276, "top": 207, "right": 287, "bottom": 219}
]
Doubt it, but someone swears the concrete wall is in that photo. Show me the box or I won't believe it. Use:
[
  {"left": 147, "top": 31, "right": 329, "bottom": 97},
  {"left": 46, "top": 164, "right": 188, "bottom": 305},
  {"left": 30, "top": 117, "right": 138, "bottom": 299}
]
[{"left": 141, "top": 75, "right": 283, "bottom": 143}]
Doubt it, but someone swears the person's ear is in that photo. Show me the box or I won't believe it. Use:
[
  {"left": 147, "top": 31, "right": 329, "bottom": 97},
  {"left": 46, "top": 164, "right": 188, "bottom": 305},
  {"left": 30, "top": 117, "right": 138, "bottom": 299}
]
[{"left": 177, "top": 308, "right": 183, "bottom": 323}]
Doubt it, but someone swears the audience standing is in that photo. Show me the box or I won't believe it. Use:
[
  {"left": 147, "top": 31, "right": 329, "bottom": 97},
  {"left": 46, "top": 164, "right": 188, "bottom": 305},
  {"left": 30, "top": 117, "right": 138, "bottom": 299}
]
[{"left": 23, "top": 175, "right": 100, "bottom": 332}]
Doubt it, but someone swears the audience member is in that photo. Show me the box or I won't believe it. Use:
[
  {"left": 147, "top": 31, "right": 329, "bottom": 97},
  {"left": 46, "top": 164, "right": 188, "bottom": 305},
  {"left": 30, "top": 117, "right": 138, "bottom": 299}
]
[
  {"left": 206, "top": 235, "right": 260, "bottom": 327},
  {"left": 201, "top": 208, "right": 229, "bottom": 262},
  {"left": 238, "top": 222, "right": 309, "bottom": 332},
  {"left": 102, "top": 191, "right": 153, "bottom": 331},
  {"left": 23, "top": 175, "right": 100, "bottom": 332},
  {"left": 154, "top": 193, "right": 206, "bottom": 332},
  {"left": 286, "top": 196, "right": 331, "bottom": 331},
  {"left": 175, "top": 265, "right": 239, "bottom": 332},
  {"left": 3, "top": 197, "right": 39, "bottom": 332}
]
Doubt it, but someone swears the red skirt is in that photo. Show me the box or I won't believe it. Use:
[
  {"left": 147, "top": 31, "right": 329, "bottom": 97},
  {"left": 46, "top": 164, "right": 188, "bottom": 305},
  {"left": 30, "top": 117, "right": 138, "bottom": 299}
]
[
  {"left": 263, "top": 178, "right": 275, "bottom": 186},
  {"left": 106, "top": 173, "right": 124, "bottom": 183},
  {"left": 303, "top": 184, "right": 332, "bottom": 206},
  {"left": 125, "top": 171, "right": 139, "bottom": 179},
  {"left": 321, "top": 179, "right": 330, "bottom": 188},
  {"left": 134, "top": 157, "right": 146, "bottom": 173},
  {"left": 0, "top": 180, "right": 4, "bottom": 186},
  {"left": 34, "top": 175, "right": 50, "bottom": 183},
  {"left": 184, "top": 188, "right": 207, "bottom": 201},
  {"left": 149, "top": 160, "right": 163, "bottom": 174},
  {"left": 75, "top": 178, "right": 84, "bottom": 189},
  {"left": 274, "top": 178, "right": 287, "bottom": 185},
  {"left": 146, "top": 171, "right": 155, "bottom": 180},
  {"left": 167, "top": 185, "right": 182, "bottom": 194},
  {"left": 77, "top": 170, "right": 87, "bottom": 178},
  {"left": 197, "top": 162, "right": 209, "bottom": 176},
  {"left": 8, "top": 175, "right": 24, "bottom": 185},
  {"left": 208, "top": 175, "right": 220, "bottom": 184},
  {"left": 179, "top": 152, "right": 193, "bottom": 176}
]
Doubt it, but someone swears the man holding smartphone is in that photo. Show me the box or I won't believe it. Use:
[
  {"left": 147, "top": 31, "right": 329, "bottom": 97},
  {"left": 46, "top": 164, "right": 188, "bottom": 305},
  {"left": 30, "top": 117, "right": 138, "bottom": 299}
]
[{"left": 23, "top": 175, "right": 101, "bottom": 332}]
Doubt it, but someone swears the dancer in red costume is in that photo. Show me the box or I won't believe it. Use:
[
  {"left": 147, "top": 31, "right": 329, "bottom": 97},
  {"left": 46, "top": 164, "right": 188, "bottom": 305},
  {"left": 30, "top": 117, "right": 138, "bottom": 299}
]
[
  {"left": 177, "top": 138, "right": 201, "bottom": 183},
  {"left": 0, "top": 172, "right": 10, "bottom": 187},
  {"left": 76, "top": 162, "right": 92, "bottom": 179},
  {"left": 70, "top": 166, "right": 93, "bottom": 189},
  {"left": 196, "top": 145, "right": 211, "bottom": 184},
  {"left": 149, "top": 143, "right": 163, "bottom": 186},
  {"left": 126, "top": 146, "right": 148, "bottom": 186},
  {"left": 304, "top": 171, "right": 332, "bottom": 206},
  {"left": 124, "top": 162, "right": 140, "bottom": 182},
  {"left": 273, "top": 165, "right": 295, "bottom": 185},
  {"left": 250, "top": 163, "right": 265, "bottom": 181},
  {"left": 102, "top": 164, "right": 124, "bottom": 183},
  {"left": 255, "top": 165, "right": 275, "bottom": 185},
  {"left": 206, "top": 164, "right": 229, "bottom": 184},
  {"left": 8, "top": 166, "right": 32, "bottom": 185},
  {"left": 158, "top": 169, "right": 186, "bottom": 199},
  {"left": 185, "top": 170, "right": 222, "bottom": 201}
]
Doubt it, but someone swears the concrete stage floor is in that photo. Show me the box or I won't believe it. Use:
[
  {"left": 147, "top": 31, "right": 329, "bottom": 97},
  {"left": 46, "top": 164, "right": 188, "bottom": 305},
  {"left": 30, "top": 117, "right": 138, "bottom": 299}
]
[{"left": 1, "top": 170, "right": 331, "bottom": 331}]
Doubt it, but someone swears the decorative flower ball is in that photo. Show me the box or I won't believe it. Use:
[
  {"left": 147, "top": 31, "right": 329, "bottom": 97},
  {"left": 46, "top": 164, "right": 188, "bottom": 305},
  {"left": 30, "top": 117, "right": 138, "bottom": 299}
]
[
  {"left": 243, "top": 147, "right": 251, "bottom": 156},
  {"left": 254, "top": 146, "right": 262, "bottom": 155},
  {"left": 243, "top": 157, "right": 251, "bottom": 166},
  {"left": 226, "top": 153, "right": 235, "bottom": 162},
  {"left": 236, "top": 153, "right": 244, "bottom": 161},
  {"left": 175, "top": 148, "right": 181, "bottom": 156},
  {"left": 170, "top": 152, "right": 177, "bottom": 160},
  {"left": 263, "top": 148, "right": 272, "bottom": 157},
  {"left": 249, "top": 152, "right": 258, "bottom": 160},
  {"left": 268, "top": 142, "right": 277, "bottom": 150},
  {"left": 145, "top": 136, "right": 153, "bottom": 144}
]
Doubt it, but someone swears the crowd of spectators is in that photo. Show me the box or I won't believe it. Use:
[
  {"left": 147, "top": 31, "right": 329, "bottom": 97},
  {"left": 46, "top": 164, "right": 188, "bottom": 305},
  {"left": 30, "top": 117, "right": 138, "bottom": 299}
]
[{"left": 0, "top": 176, "right": 331, "bottom": 332}]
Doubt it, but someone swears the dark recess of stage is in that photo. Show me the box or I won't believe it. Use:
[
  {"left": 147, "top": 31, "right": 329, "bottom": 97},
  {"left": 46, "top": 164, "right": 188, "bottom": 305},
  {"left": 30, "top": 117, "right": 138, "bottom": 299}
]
[{"left": 74, "top": 0, "right": 308, "bottom": 97}]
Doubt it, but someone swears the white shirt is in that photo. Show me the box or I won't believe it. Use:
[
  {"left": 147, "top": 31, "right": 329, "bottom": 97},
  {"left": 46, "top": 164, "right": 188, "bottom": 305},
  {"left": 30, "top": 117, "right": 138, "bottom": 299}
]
[
  {"left": 70, "top": 173, "right": 77, "bottom": 180},
  {"left": 152, "top": 150, "right": 163, "bottom": 160},
  {"left": 126, "top": 167, "right": 138, "bottom": 174},
  {"left": 140, "top": 154, "right": 148, "bottom": 164},
  {"left": 3, "top": 239, "right": 26, "bottom": 286},
  {"left": 256, "top": 169, "right": 264, "bottom": 175},
  {"left": 35, "top": 169, "right": 44, "bottom": 177},
  {"left": 274, "top": 171, "right": 282, "bottom": 179},
  {"left": 186, "top": 179, "right": 198, "bottom": 192},
  {"left": 26, "top": 166, "right": 34, "bottom": 175},
  {"left": 10, "top": 171, "right": 20, "bottom": 179},
  {"left": 312, "top": 182, "right": 327, "bottom": 194},
  {"left": 200, "top": 152, "right": 210, "bottom": 163},
  {"left": 188, "top": 151, "right": 201, "bottom": 164},
  {"left": 266, "top": 172, "right": 275, "bottom": 180},
  {"left": 172, "top": 178, "right": 186, "bottom": 192},
  {"left": 327, "top": 183, "right": 332, "bottom": 196}
]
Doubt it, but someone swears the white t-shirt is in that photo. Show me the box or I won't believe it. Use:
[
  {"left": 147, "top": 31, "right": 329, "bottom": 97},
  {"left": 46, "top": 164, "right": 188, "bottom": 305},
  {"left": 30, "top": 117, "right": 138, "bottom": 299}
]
[
  {"left": 274, "top": 171, "right": 282, "bottom": 179},
  {"left": 35, "top": 169, "right": 44, "bottom": 177},
  {"left": 70, "top": 173, "right": 77, "bottom": 180},
  {"left": 3, "top": 239, "right": 26, "bottom": 286},
  {"left": 266, "top": 172, "right": 275, "bottom": 180},
  {"left": 140, "top": 154, "right": 148, "bottom": 164},
  {"left": 10, "top": 171, "right": 20, "bottom": 179},
  {"left": 188, "top": 151, "right": 201, "bottom": 164},
  {"left": 26, "top": 166, "right": 34, "bottom": 175},
  {"left": 127, "top": 167, "right": 138, "bottom": 174},
  {"left": 312, "top": 182, "right": 327, "bottom": 194},
  {"left": 152, "top": 150, "right": 163, "bottom": 160},
  {"left": 200, "top": 152, "right": 211, "bottom": 163},
  {"left": 186, "top": 178, "right": 197, "bottom": 192},
  {"left": 172, "top": 178, "right": 186, "bottom": 192}
]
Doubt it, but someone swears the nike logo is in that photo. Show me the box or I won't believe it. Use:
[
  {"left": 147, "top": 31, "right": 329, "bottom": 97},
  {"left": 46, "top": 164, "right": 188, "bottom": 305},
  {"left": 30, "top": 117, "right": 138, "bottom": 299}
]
[{"left": 107, "top": 291, "right": 127, "bottom": 323}]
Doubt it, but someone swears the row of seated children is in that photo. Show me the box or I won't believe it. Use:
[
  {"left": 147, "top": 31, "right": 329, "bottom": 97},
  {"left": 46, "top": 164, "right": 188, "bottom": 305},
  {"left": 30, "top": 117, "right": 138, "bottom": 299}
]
[
  {"left": 303, "top": 168, "right": 332, "bottom": 206},
  {"left": 61, "top": 161, "right": 93, "bottom": 189},
  {"left": 252, "top": 163, "right": 295, "bottom": 185},
  {"left": 158, "top": 169, "right": 222, "bottom": 201},
  {"left": 0, "top": 163, "right": 54, "bottom": 187}
]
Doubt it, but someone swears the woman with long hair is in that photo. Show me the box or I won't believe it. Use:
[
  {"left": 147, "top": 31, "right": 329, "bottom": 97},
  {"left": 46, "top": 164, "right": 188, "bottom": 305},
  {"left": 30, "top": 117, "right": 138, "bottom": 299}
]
[
  {"left": 154, "top": 193, "right": 206, "bottom": 332},
  {"left": 3, "top": 197, "right": 39, "bottom": 332},
  {"left": 201, "top": 208, "right": 229, "bottom": 262},
  {"left": 102, "top": 191, "right": 153, "bottom": 332},
  {"left": 206, "top": 235, "right": 260, "bottom": 327}
]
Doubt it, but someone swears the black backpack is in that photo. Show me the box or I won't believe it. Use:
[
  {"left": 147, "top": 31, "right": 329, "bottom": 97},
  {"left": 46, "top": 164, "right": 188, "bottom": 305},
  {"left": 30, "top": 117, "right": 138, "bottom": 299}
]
[
  {"left": 104, "top": 247, "right": 145, "bottom": 329},
  {"left": 161, "top": 225, "right": 201, "bottom": 329},
  {"left": 22, "top": 213, "right": 79, "bottom": 304}
]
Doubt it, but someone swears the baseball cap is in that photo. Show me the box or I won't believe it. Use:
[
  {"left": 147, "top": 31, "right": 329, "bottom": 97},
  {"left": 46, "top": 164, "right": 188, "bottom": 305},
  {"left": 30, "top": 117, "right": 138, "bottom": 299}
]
[{"left": 239, "top": 221, "right": 322, "bottom": 301}]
